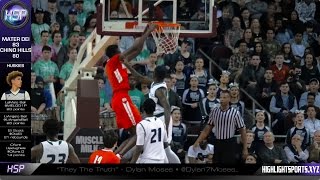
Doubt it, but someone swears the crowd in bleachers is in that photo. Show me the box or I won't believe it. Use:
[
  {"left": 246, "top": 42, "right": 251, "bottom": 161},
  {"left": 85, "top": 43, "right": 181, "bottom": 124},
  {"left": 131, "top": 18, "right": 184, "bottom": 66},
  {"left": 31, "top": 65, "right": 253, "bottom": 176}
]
[{"left": 30, "top": 0, "right": 320, "bottom": 164}]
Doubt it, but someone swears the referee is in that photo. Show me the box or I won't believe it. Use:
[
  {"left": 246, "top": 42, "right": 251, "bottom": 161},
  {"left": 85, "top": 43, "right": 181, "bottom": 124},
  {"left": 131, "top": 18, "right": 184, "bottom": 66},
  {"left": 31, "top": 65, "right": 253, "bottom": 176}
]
[{"left": 193, "top": 90, "right": 248, "bottom": 164}]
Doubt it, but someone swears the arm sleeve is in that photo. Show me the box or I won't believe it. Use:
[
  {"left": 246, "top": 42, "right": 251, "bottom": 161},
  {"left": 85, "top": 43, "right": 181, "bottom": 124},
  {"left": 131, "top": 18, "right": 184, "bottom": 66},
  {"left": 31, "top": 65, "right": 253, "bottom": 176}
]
[
  {"left": 270, "top": 96, "right": 281, "bottom": 113},
  {"left": 25, "top": 91, "right": 31, "bottom": 100},
  {"left": 235, "top": 111, "right": 245, "bottom": 129},
  {"left": 1, "top": 93, "right": 6, "bottom": 100},
  {"left": 283, "top": 146, "right": 297, "bottom": 163},
  {"left": 136, "top": 123, "right": 145, "bottom": 146}
]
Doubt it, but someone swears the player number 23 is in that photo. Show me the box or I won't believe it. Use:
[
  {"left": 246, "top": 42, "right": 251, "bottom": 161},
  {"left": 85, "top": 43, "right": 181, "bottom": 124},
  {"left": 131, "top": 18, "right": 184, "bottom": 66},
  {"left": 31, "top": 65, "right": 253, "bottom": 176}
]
[
  {"left": 47, "top": 153, "right": 67, "bottom": 163},
  {"left": 151, "top": 128, "right": 161, "bottom": 143}
]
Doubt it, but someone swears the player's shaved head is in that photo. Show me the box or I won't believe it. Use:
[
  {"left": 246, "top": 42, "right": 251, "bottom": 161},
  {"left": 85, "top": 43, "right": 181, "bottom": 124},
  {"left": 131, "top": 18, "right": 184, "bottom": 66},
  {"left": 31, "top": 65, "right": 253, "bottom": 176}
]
[
  {"left": 106, "top": 45, "right": 119, "bottom": 58},
  {"left": 143, "top": 98, "right": 156, "bottom": 115},
  {"left": 154, "top": 65, "right": 167, "bottom": 81},
  {"left": 43, "top": 119, "right": 61, "bottom": 138}
]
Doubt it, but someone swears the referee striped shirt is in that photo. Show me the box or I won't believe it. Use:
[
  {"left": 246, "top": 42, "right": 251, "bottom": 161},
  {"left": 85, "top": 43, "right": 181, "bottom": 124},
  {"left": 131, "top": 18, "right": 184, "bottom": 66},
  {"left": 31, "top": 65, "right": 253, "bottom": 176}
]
[{"left": 208, "top": 107, "right": 245, "bottom": 140}]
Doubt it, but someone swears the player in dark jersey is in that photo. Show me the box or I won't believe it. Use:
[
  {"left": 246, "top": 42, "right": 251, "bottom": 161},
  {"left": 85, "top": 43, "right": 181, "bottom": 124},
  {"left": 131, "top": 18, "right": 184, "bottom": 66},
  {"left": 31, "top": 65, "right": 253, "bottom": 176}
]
[{"left": 31, "top": 119, "right": 80, "bottom": 163}]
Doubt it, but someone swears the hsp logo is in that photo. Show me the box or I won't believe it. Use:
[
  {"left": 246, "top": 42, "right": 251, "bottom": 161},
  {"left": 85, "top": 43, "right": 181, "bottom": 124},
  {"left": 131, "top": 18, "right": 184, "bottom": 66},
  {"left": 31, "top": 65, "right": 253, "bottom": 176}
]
[{"left": 1, "top": 0, "right": 29, "bottom": 29}]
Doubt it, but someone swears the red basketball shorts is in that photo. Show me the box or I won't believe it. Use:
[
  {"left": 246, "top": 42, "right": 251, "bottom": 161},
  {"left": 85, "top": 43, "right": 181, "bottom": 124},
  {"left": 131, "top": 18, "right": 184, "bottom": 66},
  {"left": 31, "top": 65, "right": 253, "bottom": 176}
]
[{"left": 111, "top": 91, "right": 142, "bottom": 129}]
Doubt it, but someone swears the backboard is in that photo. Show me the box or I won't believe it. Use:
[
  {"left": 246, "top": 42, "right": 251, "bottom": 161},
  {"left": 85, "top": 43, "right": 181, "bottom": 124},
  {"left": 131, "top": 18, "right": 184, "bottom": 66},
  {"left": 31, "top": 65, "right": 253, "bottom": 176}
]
[{"left": 96, "top": 0, "right": 217, "bottom": 38}]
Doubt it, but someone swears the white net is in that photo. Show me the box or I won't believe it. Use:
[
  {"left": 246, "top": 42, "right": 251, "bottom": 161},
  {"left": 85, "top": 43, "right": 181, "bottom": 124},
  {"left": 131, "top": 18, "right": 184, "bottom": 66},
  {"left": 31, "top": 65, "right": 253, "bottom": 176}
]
[{"left": 151, "top": 23, "right": 181, "bottom": 55}]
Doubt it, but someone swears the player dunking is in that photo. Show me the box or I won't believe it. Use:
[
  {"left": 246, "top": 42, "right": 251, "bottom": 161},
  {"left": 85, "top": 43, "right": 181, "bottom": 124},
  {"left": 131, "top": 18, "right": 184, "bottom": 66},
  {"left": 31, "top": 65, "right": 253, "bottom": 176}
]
[
  {"left": 88, "top": 130, "right": 121, "bottom": 164},
  {"left": 124, "top": 63, "right": 181, "bottom": 163},
  {"left": 105, "top": 24, "right": 157, "bottom": 157},
  {"left": 131, "top": 99, "right": 169, "bottom": 163},
  {"left": 31, "top": 119, "right": 80, "bottom": 163}
]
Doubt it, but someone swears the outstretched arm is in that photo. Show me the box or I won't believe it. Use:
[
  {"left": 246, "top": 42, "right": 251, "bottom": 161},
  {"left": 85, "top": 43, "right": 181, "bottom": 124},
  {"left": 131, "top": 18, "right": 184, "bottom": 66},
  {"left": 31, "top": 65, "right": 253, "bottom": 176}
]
[
  {"left": 120, "top": 24, "right": 157, "bottom": 62},
  {"left": 123, "top": 60, "right": 153, "bottom": 84},
  {"left": 155, "top": 88, "right": 170, "bottom": 131}
]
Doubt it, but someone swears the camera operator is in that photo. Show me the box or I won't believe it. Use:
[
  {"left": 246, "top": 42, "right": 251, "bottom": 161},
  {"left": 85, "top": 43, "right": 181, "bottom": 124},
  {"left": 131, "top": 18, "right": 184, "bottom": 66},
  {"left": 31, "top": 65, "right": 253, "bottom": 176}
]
[
  {"left": 287, "top": 66, "right": 306, "bottom": 101},
  {"left": 187, "top": 139, "right": 213, "bottom": 164}
]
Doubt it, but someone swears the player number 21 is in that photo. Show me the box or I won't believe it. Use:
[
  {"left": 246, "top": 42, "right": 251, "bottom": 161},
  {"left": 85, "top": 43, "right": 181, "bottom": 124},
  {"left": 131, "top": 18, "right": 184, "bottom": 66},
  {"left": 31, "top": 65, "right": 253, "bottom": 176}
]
[{"left": 151, "top": 128, "right": 161, "bottom": 143}]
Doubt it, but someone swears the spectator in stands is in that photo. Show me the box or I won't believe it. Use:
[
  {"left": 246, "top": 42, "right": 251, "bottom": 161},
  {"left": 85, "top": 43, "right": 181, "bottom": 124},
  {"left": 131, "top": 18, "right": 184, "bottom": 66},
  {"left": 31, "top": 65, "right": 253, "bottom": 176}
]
[
  {"left": 311, "top": 35, "right": 320, "bottom": 62},
  {"left": 32, "top": 8, "right": 50, "bottom": 44},
  {"left": 191, "top": 57, "right": 211, "bottom": 93},
  {"left": 73, "top": 0, "right": 87, "bottom": 27},
  {"left": 59, "top": 48, "right": 77, "bottom": 86},
  {"left": 55, "top": 90, "right": 65, "bottom": 122},
  {"left": 128, "top": 74, "right": 145, "bottom": 112},
  {"left": 57, "top": 31, "right": 80, "bottom": 69},
  {"left": 83, "top": 13, "right": 97, "bottom": 37},
  {"left": 45, "top": 0, "right": 65, "bottom": 26},
  {"left": 164, "top": 75, "right": 182, "bottom": 109},
  {"left": 31, "top": 70, "right": 37, "bottom": 89},
  {"left": 304, "top": 105, "right": 320, "bottom": 137},
  {"left": 228, "top": 40, "right": 249, "bottom": 82},
  {"left": 201, "top": 80, "right": 220, "bottom": 120},
  {"left": 187, "top": 138, "right": 214, "bottom": 164},
  {"left": 33, "top": 46, "right": 59, "bottom": 90},
  {"left": 251, "top": 110, "right": 271, "bottom": 148},
  {"left": 263, "top": 29, "right": 281, "bottom": 62},
  {"left": 229, "top": 82, "right": 245, "bottom": 117},
  {"left": 270, "top": 82, "right": 298, "bottom": 134},
  {"left": 35, "top": 76, "right": 52, "bottom": 110},
  {"left": 182, "top": 75, "right": 205, "bottom": 124},
  {"left": 216, "top": 71, "right": 230, "bottom": 98},
  {"left": 287, "top": 66, "right": 306, "bottom": 101},
  {"left": 303, "top": 22, "right": 318, "bottom": 47},
  {"left": 171, "top": 106, "right": 187, "bottom": 163},
  {"left": 308, "top": 130, "right": 320, "bottom": 163},
  {"left": 238, "top": 130, "right": 258, "bottom": 157},
  {"left": 245, "top": 153, "right": 258, "bottom": 164},
  {"left": 235, "top": 28, "right": 255, "bottom": 52},
  {"left": 281, "top": 43, "right": 295, "bottom": 67},
  {"left": 178, "top": 40, "right": 194, "bottom": 77},
  {"left": 270, "top": 53, "right": 290, "bottom": 85},
  {"left": 240, "top": 8, "right": 250, "bottom": 29},
  {"left": 260, "top": 3, "right": 277, "bottom": 31},
  {"left": 51, "top": 31, "right": 63, "bottom": 56},
  {"left": 299, "top": 78, "right": 320, "bottom": 108},
  {"left": 224, "top": 16, "right": 244, "bottom": 51},
  {"left": 257, "top": 131, "right": 289, "bottom": 164},
  {"left": 295, "top": 0, "right": 317, "bottom": 24},
  {"left": 239, "top": 54, "right": 265, "bottom": 98},
  {"left": 287, "top": 10, "right": 305, "bottom": 34},
  {"left": 31, "top": 74, "right": 46, "bottom": 115},
  {"left": 300, "top": 54, "right": 320, "bottom": 83},
  {"left": 246, "top": 0, "right": 268, "bottom": 19},
  {"left": 257, "top": 69, "right": 278, "bottom": 109},
  {"left": 253, "top": 42, "right": 269, "bottom": 68},
  {"left": 250, "top": 18, "right": 264, "bottom": 42},
  {"left": 290, "top": 31, "right": 308, "bottom": 64},
  {"left": 286, "top": 110, "right": 311, "bottom": 148},
  {"left": 63, "top": 8, "right": 79, "bottom": 39},
  {"left": 174, "top": 60, "right": 187, "bottom": 98},
  {"left": 275, "top": 19, "right": 294, "bottom": 46},
  {"left": 32, "top": 30, "right": 56, "bottom": 63},
  {"left": 95, "top": 75, "right": 111, "bottom": 113},
  {"left": 284, "top": 134, "right": 309, "bottom": 164}
]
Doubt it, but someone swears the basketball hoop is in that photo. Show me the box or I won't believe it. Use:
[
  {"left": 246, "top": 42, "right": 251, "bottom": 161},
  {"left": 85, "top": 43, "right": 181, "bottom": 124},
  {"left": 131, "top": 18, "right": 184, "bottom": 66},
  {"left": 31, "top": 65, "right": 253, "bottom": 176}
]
[{"left": 151, "top": 22, "right": 181, "bottom": 55}]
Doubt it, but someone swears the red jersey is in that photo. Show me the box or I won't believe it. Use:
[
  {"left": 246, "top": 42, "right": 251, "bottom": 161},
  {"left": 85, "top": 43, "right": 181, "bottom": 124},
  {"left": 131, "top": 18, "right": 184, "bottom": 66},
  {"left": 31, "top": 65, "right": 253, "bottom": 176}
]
[
  {"left": 105, "top": 54, "right": 130, "bottom": 93},
  {"left": 88, "top": 149, "right": 120, "bottom": 164},
  {"left": 270, "top": 64, "right": 290, "bottom": 84}
]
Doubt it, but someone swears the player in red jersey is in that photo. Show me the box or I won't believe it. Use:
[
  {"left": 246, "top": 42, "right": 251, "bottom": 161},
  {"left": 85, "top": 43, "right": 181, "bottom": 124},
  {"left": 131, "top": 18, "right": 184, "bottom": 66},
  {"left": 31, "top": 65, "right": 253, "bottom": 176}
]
[
  {"left": 105, "top": 24, "right": 157, "bottom": 157},
  {"left": 88, "top": 130, "right": 120, "bottom": 164}
]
